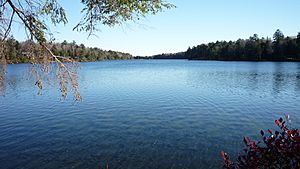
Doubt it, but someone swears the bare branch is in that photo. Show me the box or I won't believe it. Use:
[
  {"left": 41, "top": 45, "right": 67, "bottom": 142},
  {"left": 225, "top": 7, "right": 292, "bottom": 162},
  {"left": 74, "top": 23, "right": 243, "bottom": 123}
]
[{"left": 1, "top": 10, "right": 14, "bottom": 41}]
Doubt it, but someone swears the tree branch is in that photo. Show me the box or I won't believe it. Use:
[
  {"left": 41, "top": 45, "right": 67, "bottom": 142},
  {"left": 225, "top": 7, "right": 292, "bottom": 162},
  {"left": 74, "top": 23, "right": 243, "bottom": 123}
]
[{"left": 1, "top": 10, "right": 14, "bottom": 41}]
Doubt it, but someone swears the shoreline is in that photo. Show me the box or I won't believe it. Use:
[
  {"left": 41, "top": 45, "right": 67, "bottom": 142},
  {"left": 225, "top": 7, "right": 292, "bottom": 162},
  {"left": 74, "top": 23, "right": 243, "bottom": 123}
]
[{"left": 4, "top": 57, "right": 300, "bottom": 64}]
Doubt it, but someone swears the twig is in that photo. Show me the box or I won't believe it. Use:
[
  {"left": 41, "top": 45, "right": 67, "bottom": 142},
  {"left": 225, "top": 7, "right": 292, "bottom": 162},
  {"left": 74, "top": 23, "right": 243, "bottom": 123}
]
[{"left": 1, "top": 10, "right": 14, "bottom": 41}]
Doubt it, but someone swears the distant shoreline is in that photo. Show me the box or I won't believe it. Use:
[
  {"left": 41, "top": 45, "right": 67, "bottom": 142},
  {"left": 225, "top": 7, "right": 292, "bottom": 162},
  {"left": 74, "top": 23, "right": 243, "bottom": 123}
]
[
  {"left": 145, "top": 30, "right": 300, "bottom": 62},
  {"left": 4, "top": 58, "right": 134, "bottom": 64},
  {"left": 5, "top": 58, "right": 300, "bottom": 64},
  {"left": 149, "top": 58, "right": 300, "bottom": 62}
]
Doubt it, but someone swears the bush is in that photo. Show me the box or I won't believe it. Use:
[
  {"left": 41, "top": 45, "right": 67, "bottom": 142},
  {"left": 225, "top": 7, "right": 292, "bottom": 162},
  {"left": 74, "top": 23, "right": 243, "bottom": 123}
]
[{"left": 221, "top": 114, "right": 300, "bottom": 169}]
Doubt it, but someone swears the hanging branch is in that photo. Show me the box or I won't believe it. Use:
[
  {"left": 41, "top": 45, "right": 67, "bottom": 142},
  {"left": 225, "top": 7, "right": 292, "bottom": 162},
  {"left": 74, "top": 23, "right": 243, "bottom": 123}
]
[{"left": 4, "top": 0, "right": 81, "bottom": 101}]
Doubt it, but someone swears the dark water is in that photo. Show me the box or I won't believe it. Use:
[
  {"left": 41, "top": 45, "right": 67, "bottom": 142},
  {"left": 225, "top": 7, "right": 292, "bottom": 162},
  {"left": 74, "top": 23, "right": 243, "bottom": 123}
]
[{"left": 1, "top": 60, "right": 300, "bottom": 169}]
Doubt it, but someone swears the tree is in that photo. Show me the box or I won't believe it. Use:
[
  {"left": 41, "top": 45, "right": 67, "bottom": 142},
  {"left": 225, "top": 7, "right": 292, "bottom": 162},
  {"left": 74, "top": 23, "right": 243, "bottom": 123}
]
[
  {"left": 5, "top": 37, "right": 18, "bottom": 61},
  {"left": 297, "top": 32, "right": 300, "bottom": 45},
  {"left": 0, "top": 0, "right": 174, "bottom": 100},
  {"left": 273, "top": 29, "right": 285, "bottom": 60},
  {"left": 245, "top": 34, "right": 261, "bottom": 60},
  {"left": 261, "top": 37, "right": 273, "bottom": 60},
  {"left": 273, "top": 29, "right": 284, "bottom": 42}
]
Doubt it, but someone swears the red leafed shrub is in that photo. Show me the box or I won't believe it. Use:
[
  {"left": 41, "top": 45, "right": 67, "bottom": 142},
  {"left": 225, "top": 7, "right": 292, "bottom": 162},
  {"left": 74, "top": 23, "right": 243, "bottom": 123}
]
[{"left": 221, "top": 114, "right": 300, "bottom": 169}]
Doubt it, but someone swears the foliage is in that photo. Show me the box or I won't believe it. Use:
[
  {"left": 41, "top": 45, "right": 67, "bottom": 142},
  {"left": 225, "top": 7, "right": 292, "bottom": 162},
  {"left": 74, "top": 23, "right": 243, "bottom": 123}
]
[
  {"left": 151, "top": 30, "right": 300, "bottom": 61},
  {"left": 0, "top": 0, "right": 174, "bottom": 43},
  {"left": 74, "top": 0, "right": 175, "bottom": 35},
  {"left": 221, "top": 114, "right": 300, "bottom": 169},
  {"left": 2, "top": 37, "right": 132, "bottom": 63}
]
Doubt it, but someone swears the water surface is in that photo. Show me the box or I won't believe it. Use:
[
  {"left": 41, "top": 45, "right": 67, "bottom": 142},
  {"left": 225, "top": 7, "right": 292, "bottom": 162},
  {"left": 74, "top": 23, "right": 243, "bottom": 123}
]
[{"left": 1, "top": 60, "right": 300, "bottom": 169}]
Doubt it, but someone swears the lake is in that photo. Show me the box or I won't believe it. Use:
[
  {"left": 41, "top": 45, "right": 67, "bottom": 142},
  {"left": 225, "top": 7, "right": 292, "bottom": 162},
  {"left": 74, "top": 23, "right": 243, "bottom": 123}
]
[{"left": 1, "top": 60, "right": 300, "bottom": 169}]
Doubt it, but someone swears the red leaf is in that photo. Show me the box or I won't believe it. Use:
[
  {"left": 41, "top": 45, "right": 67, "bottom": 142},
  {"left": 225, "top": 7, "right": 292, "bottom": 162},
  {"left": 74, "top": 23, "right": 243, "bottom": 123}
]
[
  {"left": 221, "top": 150, "right": 228, "bottom": 161},
  {"left": 250, "top": 141, "right": 257, "bottom": 149},
  {"left": 268, "top": 129, "right": 273, "bottom": 134},
  {"left": 221, "top": 150, "right": 225, "bottom": 158},
  {"left": 247, "top": 137, "right": 251, "bottom": 143}
]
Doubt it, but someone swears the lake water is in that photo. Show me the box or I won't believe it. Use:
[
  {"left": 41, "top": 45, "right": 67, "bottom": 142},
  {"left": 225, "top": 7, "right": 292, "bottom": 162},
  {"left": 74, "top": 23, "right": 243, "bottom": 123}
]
[{"left": 1, "top": 60, "right": 300, "bottom": 169}]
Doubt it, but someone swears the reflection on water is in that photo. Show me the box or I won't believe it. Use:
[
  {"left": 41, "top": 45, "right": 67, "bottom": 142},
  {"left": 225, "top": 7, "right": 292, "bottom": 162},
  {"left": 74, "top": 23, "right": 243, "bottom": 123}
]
[
  {"left": 0, "top": 60, "right": 300, "bottom": 169},
  {"left": 296, "top": 64, "right": 300, "bottom": 92},
  {"left": 272, "top": 62, "right": 284, "bottom": 95}
]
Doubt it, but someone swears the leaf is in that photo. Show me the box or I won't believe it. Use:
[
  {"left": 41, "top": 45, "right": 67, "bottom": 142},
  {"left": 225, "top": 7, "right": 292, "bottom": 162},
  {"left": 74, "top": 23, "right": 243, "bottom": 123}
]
[
  {"left": 221, "top": 150, "right": 225, "bottom": 158},
  {"left": 247, "top": 137, "right": 251, "bottom": 143},
  {"left": 260, "top": 130, "right": 264, "bottom": 136},
  {"left": 268, "top": 129, "right": 273, "bottom": 134},
  {"left": 243, "top": 137, "right": 248, "bottom": 145}
]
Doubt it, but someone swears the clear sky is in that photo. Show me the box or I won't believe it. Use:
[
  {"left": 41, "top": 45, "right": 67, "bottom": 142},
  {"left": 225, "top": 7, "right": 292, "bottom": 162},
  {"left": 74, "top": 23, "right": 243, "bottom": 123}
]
[{"left": 13, "top": 0, "right": 300, "bottom": 56}]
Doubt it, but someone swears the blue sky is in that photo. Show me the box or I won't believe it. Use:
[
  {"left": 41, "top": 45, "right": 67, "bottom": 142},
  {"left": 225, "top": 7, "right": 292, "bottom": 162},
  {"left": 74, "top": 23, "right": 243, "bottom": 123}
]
[{"left": 13, "top": 0, "right": 300, "bottom": 56}]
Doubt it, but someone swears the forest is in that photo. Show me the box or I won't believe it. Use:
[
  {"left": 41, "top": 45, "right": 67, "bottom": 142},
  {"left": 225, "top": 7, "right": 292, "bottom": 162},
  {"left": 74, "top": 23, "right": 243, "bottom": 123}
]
[
  {"left": 151, "top": 30, "right": 300, "bottom": 61},
  {"left": 4, "top": 29, "right": 300, "bottom": 63},
  {"left": 2, "top": 38, "right": 132, "bottom": 63}
]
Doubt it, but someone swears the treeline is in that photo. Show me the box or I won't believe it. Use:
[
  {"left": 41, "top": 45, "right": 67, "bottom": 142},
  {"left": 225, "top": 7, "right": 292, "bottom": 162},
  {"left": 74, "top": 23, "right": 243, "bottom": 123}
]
[
  {"left": 2, "top": 38, "right": 132, "bottom": 63},
  {"left": 152, "top": 52, "right": 186, "bottom": 59},
  {"left": 151, "top": 30, "right": 300, "bottom": 61}
]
